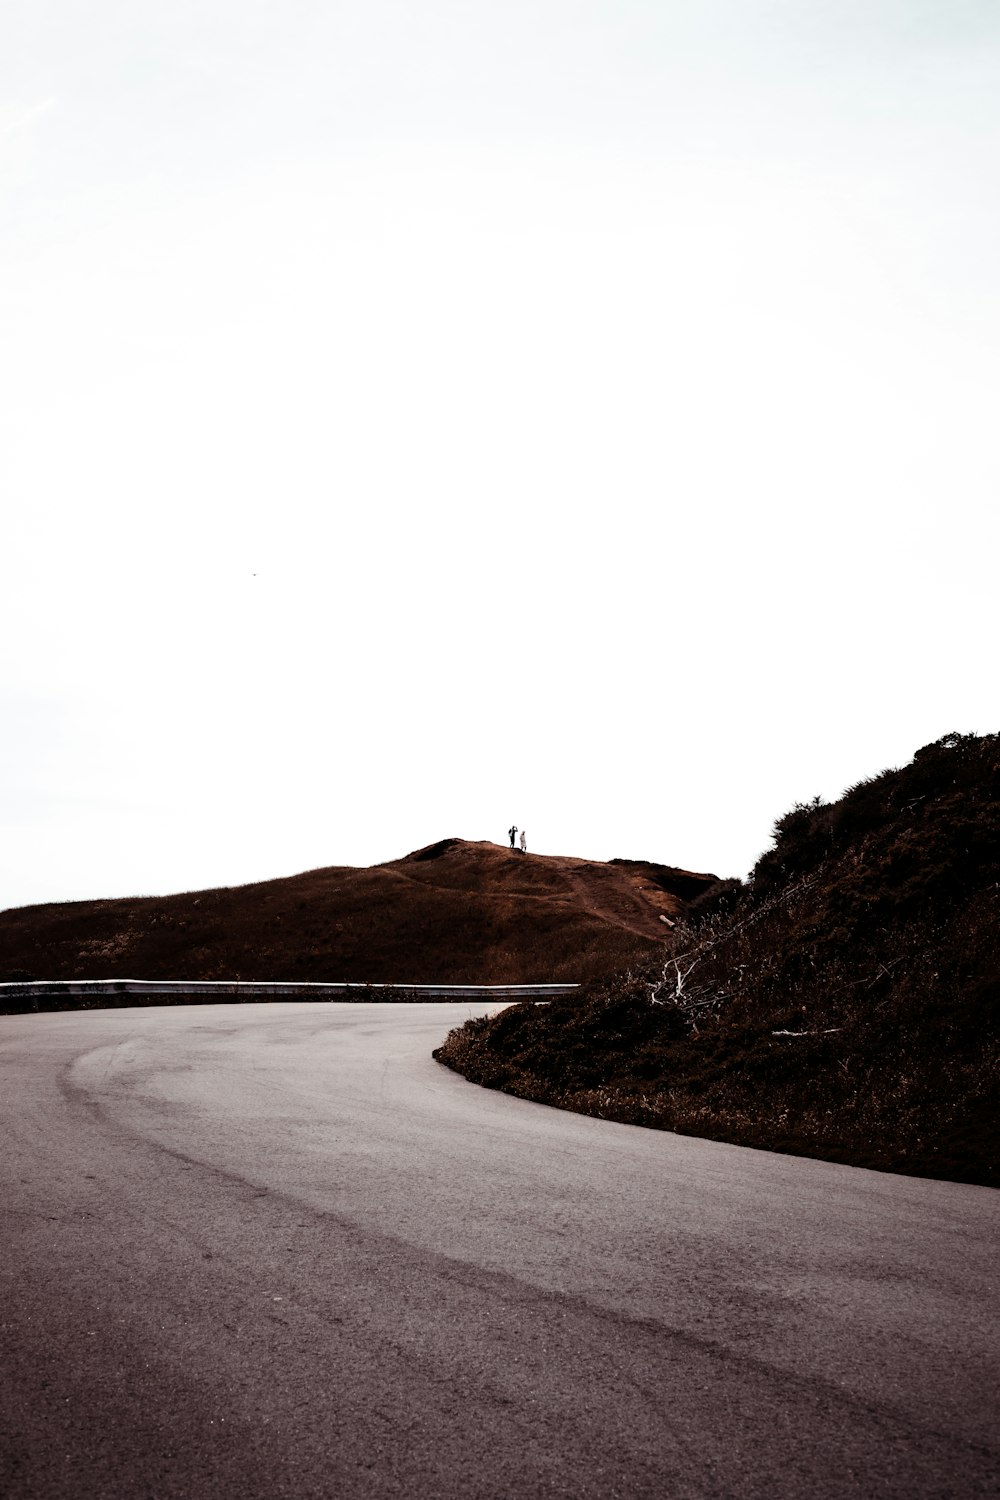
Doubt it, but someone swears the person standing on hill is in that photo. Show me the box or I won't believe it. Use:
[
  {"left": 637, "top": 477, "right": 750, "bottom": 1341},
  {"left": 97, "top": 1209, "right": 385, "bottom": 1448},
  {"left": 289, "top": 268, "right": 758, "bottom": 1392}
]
[
  {"left": 519, "top": 829, "right": 527, "bottom": 855},
  {"left": 509, "top": 824, "right": 518, "bottom": 849}
]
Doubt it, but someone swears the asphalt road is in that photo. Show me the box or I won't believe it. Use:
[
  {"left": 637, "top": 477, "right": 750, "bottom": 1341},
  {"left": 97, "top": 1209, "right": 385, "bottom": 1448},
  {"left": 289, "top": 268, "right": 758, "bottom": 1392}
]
[{"left": 1, "top": 1003, "right": 997, "bottom": 1499}]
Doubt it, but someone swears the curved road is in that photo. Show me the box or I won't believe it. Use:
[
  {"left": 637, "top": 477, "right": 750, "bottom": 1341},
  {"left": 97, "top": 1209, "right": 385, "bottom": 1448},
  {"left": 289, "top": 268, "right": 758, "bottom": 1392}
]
[{"left": 1, "top": 1003, "right": 997, "bottom": 1498}]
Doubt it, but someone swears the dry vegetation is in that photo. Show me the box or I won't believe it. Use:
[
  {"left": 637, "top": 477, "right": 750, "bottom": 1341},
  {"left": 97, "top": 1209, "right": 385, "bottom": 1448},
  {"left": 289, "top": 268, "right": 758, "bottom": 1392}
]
[
  {"left": 436, "top": 734, "right": 1000, "bottom": 1188},
  {"left": 0, "top": 838, "right": 716, "bottom": 995}
]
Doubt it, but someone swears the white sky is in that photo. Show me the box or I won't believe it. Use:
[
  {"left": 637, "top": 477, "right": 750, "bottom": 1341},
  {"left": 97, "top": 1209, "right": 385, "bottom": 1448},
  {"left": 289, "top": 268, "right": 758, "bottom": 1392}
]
[{"left": 2, "top": 1, "right": 999, "bottom": 911}]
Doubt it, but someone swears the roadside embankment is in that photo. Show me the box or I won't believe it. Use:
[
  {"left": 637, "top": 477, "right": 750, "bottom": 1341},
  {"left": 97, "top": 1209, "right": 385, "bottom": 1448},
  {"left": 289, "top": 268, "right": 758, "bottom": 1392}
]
[{"left": 436, "top": 734, "right": 1000, "bottom": 1189}]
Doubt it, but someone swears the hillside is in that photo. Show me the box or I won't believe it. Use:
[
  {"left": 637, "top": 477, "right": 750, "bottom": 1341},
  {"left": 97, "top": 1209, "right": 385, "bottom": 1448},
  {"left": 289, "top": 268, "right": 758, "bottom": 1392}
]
[
  {"left": 436, "top": 734, "right": 1000, "bottom": 1187},
  {"left": 0, "top": 839, "right": 718, "bottom": 988}
]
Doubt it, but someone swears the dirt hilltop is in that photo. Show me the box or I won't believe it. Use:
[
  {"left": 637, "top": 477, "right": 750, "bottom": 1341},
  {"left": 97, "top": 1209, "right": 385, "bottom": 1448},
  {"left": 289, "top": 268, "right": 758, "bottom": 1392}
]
[{"left": 0, "top": 839, "right": 720, "bottom": 986}]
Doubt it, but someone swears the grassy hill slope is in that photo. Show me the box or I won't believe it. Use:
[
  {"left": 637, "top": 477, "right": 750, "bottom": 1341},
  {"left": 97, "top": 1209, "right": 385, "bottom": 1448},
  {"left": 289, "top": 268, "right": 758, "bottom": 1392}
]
[
  {"left": 435, "top": 735, "right": 1000, "bottom": 1187},
  {"left": 0, "top": 838, "right": 717, "bottom": 988}
]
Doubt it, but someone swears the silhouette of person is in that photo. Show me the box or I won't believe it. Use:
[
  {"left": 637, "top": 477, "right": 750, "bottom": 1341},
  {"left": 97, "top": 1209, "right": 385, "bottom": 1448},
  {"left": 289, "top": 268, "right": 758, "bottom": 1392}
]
[
  {"left": 509, "top": 825, "right": 517, "bottom": 849},
  {"left": 519, "top": 829, "right": 527, "bottom": 855}
]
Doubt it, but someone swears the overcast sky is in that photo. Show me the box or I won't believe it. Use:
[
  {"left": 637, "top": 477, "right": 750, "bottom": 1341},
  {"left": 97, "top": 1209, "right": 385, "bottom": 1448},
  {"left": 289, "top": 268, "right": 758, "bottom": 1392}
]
[{"left": 2, "top": 1, "right": 998, "bottom": 912}]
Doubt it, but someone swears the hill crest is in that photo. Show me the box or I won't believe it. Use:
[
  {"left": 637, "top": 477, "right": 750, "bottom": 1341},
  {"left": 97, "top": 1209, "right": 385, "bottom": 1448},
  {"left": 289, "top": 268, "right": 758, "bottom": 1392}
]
[{"left": 0, "top": 838, "right": 720, "bottom": 986}]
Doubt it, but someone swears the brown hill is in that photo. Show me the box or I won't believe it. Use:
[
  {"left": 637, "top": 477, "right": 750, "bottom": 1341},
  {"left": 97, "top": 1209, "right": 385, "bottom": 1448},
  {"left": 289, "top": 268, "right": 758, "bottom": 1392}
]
[
  {"left": 436, "top": 734, "right": 1000, "bottom": 1187},
  {"left": 0, "top": 839, "right": 719, "bottom": 986}
]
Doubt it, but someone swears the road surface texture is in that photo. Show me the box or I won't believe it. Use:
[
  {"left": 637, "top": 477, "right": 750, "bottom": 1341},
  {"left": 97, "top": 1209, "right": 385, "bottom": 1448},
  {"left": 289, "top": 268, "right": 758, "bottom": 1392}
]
[{"left": 1, "top": 1002, "right": 997, "bottom": 1499}]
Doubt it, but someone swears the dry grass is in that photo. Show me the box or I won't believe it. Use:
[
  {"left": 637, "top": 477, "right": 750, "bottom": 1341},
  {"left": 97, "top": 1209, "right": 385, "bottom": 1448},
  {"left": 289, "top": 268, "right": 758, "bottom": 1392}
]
[{"left": 0, "top": 837, "right": 717, "bottom": 990}]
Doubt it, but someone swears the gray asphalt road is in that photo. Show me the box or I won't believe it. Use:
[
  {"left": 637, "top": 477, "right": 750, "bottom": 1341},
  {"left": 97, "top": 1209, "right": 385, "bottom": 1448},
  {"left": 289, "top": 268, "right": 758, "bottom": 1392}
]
[{"left": 1, "top": 1003, "right": 997, "bottom": 1499}]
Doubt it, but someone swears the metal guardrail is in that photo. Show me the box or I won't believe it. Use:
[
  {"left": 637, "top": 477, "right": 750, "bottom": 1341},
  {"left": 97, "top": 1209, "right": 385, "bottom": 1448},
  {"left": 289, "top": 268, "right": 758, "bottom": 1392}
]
[{"left": 0, "top": 978, "right": 580, "bottom": 1004}]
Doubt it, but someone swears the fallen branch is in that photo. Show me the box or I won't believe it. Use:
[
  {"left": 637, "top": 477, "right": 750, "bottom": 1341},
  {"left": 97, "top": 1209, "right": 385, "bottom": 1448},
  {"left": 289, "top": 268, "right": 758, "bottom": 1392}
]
[{"left": 771, "top": 1027, "right": 842, "bottom": 1037}]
